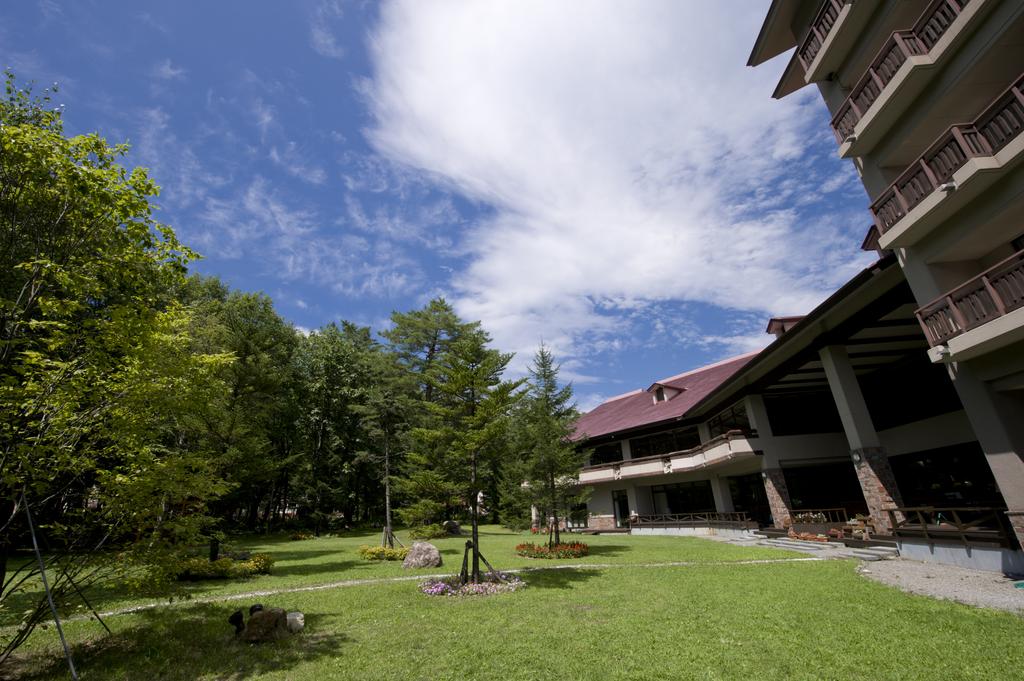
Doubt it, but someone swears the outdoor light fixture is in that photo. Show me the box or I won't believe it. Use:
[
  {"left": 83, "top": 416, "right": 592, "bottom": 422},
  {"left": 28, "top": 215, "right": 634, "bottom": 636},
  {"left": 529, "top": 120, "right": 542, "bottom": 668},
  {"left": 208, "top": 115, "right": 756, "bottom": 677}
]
[
  {"left": 938, "top": 181, "right": 957, "bottom": 192},
  {"left": 843, "top": 134, "right": 857, "bottom": 144},
  {"left": 851, "top": 451, "right": 862, "bottom": 463}
]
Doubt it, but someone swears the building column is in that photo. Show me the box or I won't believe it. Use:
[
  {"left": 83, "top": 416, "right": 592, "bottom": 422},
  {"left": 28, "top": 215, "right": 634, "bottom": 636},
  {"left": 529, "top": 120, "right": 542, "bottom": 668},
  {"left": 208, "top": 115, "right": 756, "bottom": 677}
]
[
  {"left": 948, "top": 363, "right": 1024, "bottom": 548},
  {"left": 820, "top": 345, "right": 904, "bottom": 533},
  {"left": 745, "top": 395, "right": 791, "bottom": 528},
  {"left": 762, "top": 469, "right": 793, "bottom": 529},
  {"left": 710, "top": 476, "right": 735, "bottom": 513}
]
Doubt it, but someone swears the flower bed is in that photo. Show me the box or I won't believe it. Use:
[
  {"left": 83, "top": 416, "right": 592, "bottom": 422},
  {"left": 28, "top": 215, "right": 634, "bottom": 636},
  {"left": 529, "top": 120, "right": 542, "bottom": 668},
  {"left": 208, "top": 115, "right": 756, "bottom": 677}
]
[
  {"left": 515, "top": 542, "right": 589, "bottom": 559},
  {"left": 357, "top": 545, "right": 410, "bottom": 561},
  {"left": 419, "top": 573, "right": 525, "bottom": 597}
]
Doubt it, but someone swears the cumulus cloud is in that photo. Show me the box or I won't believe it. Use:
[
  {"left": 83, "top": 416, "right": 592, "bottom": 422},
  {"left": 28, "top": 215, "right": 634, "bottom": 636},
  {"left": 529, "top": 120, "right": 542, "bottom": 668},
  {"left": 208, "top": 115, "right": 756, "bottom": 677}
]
[{"left": 363, "top": 0, "right": 871, "bottom": 369}]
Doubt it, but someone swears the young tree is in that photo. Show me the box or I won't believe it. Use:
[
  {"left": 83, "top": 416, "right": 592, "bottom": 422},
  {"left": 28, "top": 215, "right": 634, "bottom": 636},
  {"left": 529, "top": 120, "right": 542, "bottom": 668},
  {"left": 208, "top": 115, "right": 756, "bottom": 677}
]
[
  {"left": 410, "top": 330, "right": 522, "bottom": 583},
  {"left": 511, "top": 345, "right": 590, "bottom": 548}
]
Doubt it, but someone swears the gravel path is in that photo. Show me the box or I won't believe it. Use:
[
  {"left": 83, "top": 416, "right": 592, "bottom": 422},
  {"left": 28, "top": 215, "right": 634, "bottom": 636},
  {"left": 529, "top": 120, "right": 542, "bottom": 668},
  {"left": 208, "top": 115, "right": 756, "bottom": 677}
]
[{"left": 857, "top": 559, "right": 1024, "bottom": 614}]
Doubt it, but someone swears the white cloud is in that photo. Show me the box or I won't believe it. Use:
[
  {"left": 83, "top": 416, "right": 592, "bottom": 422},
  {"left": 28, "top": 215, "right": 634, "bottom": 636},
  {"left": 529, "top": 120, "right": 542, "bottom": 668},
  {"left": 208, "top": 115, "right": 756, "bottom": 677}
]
[
  {"left": 152, "top": 58, "right": 186, "bottom": 81},
  {"left": 309, "top": 1, "right": 345, "bottom": 59},
  {"left": 196, "top": 177, "right": 425, "bottom": 298},
  {"left": 269, "top": 142, "right": 328, "bottom": 185},
  {"left": 364, "top": 0, "right": 872, "bottom": 370}
]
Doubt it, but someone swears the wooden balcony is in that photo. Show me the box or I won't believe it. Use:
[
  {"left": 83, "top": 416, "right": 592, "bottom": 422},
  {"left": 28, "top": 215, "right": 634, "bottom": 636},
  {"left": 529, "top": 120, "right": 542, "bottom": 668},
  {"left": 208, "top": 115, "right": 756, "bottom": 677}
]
[
  {"left": 916, "top": 248, "right": 1024, "bottom": 347},
  {"left": 796, "top": 0, "right": 844, "bottom": 72},
  {"left": 631, "top": 512, "right": 755, "bottom": 530},
  {"left": 831, "top": 0, "right": 971, "bottom": 143},
  {"left": 887, "top": 506, "right": 1013, "bottom": 548},
  {"left": 870, "top": 72, "right": 1024, "bottom": 235}
]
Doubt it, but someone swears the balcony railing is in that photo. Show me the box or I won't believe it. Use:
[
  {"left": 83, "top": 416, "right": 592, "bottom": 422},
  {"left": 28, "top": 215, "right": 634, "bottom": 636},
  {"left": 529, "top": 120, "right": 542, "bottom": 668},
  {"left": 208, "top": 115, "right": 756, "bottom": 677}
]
[
  {"left": 870, "top": 72, "right": 1024, "bottom": 234},
  {"left": 831, "top": 0, "right": 970, "bottom": 143},
  {"left": 916, "top": 248, "right": 1024, "bottom": 346},
  {"left": 631, "top": 512, "right": 753, "bottom": 528},
  {"left": 887, "top": 506, "right": 1013, "bottom": 548},
  {"left": 789, "top": 508, "right": 849, "bottom": 525},
  {"left": 796, "top": 0, "right": 845, "bottom": 71}
]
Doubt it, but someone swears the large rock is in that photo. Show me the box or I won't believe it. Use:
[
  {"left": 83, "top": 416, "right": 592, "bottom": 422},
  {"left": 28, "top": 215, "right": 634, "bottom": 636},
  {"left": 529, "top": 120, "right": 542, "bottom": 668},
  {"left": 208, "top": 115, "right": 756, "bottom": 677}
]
[
  {"left": 402, "top": 541, "right": 443, "bottom": 569},
  {"left": 286, "top": 611, "right": 305, "bottom": 633},
  {"left": 442, "top": 520, "right": 462, "bottom": 536},
  {"left": 242, "top": 607, "right": 289, "bottom": 643}
]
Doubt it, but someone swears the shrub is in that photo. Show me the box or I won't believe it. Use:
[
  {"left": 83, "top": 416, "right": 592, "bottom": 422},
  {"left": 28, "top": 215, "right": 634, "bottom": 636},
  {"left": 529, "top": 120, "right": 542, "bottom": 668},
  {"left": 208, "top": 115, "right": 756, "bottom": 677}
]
[
  {"left": 514, "top": 542, "right": 589, "bottom": 559},
  {"left": 173, "top": 553, "right": 275, "bottom": 581},
  {"left": 290, "top": 531, "right": 315, "bottom": 541},
  {"left": 408, "top": 524, "right": 448, "bottom": 540},
  {"left": 357, "top": 545, "right": 410, "bottom": 561}
]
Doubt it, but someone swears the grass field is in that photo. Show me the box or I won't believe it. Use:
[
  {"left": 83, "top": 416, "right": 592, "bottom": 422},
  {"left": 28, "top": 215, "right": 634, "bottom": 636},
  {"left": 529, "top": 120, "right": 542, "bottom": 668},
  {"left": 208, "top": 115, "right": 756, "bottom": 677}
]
[{"left": 4, "top": 527, "right": 1023, "bottom": 680}]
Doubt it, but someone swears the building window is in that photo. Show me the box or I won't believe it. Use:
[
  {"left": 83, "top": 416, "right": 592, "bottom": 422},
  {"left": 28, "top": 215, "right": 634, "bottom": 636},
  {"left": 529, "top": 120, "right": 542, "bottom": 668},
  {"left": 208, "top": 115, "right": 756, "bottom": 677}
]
[
  {"left": 654, "top": 386, "right": 666, "bottom": 402},
  {"left": 651, "top": 481, "right": 715, "bottom": 514},
  {"left": 630, "top": 426, "right": 701, "bottom": 458},
  {"left": 1012, "top": 233, "right": 1024, "bottom": 253},
  {"left": 589, "top": 441, "right": 623, "bottom": 466},
  {"left": 707, "top": 402, "right": 751, "bottom": 439}
]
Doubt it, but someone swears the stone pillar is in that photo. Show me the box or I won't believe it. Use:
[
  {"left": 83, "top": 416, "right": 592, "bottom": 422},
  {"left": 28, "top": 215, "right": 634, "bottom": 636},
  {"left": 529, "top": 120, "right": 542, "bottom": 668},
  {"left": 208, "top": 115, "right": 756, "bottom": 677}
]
[
  {"left": 948, "top": 362, "right": 1024, "bottom": 548},
  {"left": 710, "top": 476, "right": 735, "bottom": 513},
  {"left": 820, "top": 345, "right": 904, "bottom": 533},
  {"left": 762, "top": 469, "right": 793, "bottom": 529}
]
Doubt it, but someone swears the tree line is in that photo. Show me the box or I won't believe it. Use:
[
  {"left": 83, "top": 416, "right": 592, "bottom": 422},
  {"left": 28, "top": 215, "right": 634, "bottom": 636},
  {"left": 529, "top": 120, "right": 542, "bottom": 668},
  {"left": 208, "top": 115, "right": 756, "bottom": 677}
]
[{"left": 0, "top": 71, "right": 590, "bottom": 641}]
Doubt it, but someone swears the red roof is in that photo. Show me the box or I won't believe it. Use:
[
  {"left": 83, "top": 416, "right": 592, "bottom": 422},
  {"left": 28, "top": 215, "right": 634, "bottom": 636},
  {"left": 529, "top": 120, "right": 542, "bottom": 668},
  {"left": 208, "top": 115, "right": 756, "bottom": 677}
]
[{"left": 572, "top": 353, "right": 757, "bottom": 440}]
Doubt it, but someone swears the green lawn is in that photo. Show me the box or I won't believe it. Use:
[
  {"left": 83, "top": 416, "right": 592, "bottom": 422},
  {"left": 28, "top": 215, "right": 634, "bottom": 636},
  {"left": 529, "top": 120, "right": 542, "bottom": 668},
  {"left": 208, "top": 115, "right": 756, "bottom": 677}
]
[{"left": 4, "top": 527, "right": 1022, "bottom": 680}]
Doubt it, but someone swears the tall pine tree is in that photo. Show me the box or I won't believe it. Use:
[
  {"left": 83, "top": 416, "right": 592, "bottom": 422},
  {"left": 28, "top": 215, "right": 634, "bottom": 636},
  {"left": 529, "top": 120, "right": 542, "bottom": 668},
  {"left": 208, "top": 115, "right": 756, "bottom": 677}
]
[{"left": 511, "top": 345, "right": 590, "bottom": 548}]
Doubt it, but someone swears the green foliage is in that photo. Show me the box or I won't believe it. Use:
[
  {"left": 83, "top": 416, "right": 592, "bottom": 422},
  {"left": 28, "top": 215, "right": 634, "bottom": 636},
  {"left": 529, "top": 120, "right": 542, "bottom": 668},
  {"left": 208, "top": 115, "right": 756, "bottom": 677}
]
[
  {"left": 506, "top": 344, "right": 591, "bottom": 547},
  {"left": 290, "top": 532, "right": 315, "bottom": 541},
  {"left": 171, "top": 553, "right": 275, "bottom": 581},
  {"left": 407, "top": 524, "right": 448, "bottom": 540},
  {"left": 356, "top": 545, "right": 409, "bottom": 561},
  {"left": 403, "top": 325, "right": 524, "bottom": 582}
]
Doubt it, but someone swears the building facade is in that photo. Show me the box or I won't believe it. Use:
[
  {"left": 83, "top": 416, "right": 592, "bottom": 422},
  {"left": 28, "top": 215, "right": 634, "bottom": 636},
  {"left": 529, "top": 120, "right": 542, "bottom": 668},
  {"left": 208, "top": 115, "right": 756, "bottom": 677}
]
[{"left": 746, "top": 0, "right": 1024, "bottom": 560}]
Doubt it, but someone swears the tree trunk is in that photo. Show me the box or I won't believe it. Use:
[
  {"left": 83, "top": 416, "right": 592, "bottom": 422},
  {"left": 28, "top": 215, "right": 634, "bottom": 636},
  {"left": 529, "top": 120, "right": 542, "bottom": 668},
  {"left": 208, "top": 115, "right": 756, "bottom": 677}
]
[
  {"left": 470, "top": 449, "right": 481, "bottom": 583},
  {"left": 383, "top": 439, "right": 393, "bottom": 548},
  {"left": 208, "top": 537, "right": 220, "bottom": 562},
  {"left": 549, "top": 471, "right": 560, "bottom": 547}
]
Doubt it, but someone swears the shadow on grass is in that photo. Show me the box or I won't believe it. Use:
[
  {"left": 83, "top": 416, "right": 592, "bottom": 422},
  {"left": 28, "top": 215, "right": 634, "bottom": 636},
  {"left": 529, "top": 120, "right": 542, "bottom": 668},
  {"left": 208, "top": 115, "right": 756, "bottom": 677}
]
[
  {"left": 520, "top": 568, "right": 602, "bottom": 590},
  {"left": 580, "top": 544, "right": 627, "bottom": 559},
  {"left": 4, "top": 607, "right": 348, "bottom": 681},
  {"left": 268, "top": 559, "right": 360, "bottom": 578}
]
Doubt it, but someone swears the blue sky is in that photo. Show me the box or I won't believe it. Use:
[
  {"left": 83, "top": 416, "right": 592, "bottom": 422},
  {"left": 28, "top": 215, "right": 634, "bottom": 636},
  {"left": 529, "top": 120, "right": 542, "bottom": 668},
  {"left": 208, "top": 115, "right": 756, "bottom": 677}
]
[{"left": 3, "top": 1, "right": 873, "bottom": 411}]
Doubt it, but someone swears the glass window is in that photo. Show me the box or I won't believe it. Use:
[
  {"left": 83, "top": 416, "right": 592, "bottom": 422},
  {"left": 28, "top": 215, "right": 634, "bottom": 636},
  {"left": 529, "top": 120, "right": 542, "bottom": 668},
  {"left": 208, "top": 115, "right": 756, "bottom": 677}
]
[
  {"left": 707, "top": 402, "right": 751, "bottom": 439},
  {"left": 589, "top": 441, "right": 623, "bottom": 465},
  {"left": 629, "top": 426, "right": 701, "bottom": 458}
]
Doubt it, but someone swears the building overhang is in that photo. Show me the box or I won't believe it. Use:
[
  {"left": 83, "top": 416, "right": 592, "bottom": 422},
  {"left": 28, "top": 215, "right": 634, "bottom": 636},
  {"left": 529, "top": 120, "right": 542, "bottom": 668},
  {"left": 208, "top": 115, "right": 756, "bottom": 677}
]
[{"left": 748, "top": 0, "right": 800, "bottom": 67}]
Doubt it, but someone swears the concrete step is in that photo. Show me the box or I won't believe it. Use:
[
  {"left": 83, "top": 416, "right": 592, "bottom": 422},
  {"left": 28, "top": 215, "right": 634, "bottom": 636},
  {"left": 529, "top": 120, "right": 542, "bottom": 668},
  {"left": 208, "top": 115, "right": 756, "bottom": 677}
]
[
  {"left": 762, "top": 538, "right": 839, "bottom": 552},
  {"left": 849, "top": 550, "right": 884, "bottom": 561},
  {"left": 855, "top": 546, "right": 899, "bottom": 559}
]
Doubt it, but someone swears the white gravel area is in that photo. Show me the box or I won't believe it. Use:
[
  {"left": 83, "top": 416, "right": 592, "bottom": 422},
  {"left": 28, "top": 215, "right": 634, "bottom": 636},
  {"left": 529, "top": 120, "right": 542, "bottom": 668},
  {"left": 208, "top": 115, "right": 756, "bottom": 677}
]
[{"left": 858, "top": 558, "right": 1024, "bottom": 614}]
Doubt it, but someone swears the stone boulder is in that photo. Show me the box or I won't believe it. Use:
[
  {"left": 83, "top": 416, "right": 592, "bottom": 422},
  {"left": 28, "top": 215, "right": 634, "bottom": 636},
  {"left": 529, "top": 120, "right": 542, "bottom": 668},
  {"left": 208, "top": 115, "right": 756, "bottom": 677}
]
[
  {"left": 442, "top": 520, "right": 462, "bottom": 536},
  {"left": 286, "top": 611, "right": 305, "bottom": 633},
  {"left": 242, "top": 607, "right": 289, "bottom": 643},
  {"left": 402, "top": 541, "right": 443, "bottom": 569}
]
